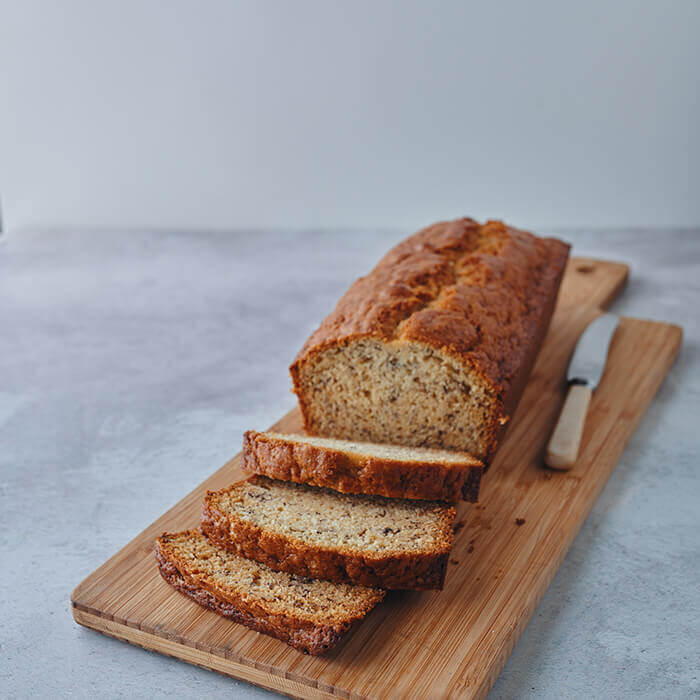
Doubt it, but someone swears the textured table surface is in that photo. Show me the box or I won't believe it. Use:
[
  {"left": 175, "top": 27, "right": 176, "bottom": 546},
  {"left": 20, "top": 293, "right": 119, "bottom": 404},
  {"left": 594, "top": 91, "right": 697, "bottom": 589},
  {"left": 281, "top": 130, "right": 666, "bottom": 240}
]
[{"left": 1, "top": 227, "right": 698, "bottom": 699}]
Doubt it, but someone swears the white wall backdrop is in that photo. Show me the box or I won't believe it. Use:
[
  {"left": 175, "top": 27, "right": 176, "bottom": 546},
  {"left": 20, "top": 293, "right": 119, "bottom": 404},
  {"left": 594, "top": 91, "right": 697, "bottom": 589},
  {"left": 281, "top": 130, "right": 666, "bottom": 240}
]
[{"left": 1, "top": 0, "right": 698, "bottom": 233}]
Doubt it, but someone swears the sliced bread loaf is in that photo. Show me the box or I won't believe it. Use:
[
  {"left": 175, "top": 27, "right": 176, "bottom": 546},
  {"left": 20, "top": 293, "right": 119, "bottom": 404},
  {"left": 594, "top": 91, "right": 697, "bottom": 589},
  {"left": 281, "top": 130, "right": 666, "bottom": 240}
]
[
  {"left": 242, "top": 430, "right": 483, "bottom": 502},
  {"left": 290, "top": 218, "right": 569, "bottom": 463},
  {"left": 202, "top": 476, "right": 455, "bottom": 590},
  {"left": 155, "top": 530, "right": 384, "bottom": 655}
]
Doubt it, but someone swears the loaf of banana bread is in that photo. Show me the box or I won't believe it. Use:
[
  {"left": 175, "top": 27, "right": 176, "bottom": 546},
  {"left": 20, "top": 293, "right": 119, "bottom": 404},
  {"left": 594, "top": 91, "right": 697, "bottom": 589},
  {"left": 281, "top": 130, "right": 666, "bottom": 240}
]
[{"left": 290, "top": 218, "right": 569, "bottom": 463}]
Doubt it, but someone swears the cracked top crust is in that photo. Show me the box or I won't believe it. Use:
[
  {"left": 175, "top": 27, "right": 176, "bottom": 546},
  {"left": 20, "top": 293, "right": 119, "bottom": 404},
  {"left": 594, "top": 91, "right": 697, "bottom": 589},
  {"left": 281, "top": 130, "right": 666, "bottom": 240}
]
[{"left": 293, "top": 218, "right": 570, "bottom": 396}]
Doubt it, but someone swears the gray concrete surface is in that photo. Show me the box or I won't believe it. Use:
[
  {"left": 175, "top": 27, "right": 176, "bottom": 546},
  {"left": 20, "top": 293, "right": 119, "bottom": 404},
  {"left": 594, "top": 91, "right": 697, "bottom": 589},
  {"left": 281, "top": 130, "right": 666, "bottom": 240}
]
[{"left": 0, "top": 228, "right": 698, "bottom": 699}]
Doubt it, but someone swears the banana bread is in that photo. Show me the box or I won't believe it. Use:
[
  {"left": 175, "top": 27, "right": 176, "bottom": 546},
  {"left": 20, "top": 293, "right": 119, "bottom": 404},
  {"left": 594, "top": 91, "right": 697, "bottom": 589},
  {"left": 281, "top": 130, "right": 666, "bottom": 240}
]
[
  {"left": 155, "top": 530, "right": 384, "bottom": 655},
  {"left": 202, "top": 476, "right": 455, "bottom": 589},
  {"left": 290, "top": 217, "right": 570, "bottom": 463},
  {"left": 242, "top": 430, "right": 483, "bottom": 502}
]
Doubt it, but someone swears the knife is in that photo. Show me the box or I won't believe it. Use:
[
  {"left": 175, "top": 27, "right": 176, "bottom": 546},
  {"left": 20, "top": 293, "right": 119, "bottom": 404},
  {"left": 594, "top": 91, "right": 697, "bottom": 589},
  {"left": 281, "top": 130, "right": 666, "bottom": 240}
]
[{"left": 545, "top": 313, "right": 619, "bottom": 470}]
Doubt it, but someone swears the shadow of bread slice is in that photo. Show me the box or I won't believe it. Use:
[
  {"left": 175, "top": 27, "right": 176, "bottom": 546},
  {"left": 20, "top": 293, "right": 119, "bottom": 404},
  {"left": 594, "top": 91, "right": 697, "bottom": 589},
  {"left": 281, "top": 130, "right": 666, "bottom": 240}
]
[
  {"left": 242, "top": 430, "right": 483, "bottom": 502},
  {"left": 202, "top": 476, "right": 455, "bottom": 590},
  {"left": 155, "top": 530, "right": 384, "bottom": 656}
]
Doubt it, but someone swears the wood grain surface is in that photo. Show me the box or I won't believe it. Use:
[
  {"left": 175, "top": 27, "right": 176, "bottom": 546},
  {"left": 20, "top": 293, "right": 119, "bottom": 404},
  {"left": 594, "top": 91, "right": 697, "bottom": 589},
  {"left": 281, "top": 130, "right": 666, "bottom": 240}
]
[{"left": 71, "top": 258, "right": 682, "bottom": 699}]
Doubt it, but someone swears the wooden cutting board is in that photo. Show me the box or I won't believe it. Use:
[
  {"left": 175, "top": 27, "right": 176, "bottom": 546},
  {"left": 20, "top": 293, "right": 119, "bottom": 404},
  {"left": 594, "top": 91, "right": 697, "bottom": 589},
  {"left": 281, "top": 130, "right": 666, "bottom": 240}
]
[{"left": 71, "top": 257, "right": 682, "bottom": 699}]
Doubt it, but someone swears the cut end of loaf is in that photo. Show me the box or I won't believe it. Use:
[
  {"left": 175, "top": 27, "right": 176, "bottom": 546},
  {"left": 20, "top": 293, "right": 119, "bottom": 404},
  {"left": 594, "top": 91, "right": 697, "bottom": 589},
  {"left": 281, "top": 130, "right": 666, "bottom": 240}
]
[{"left": 292, "top": 339, "right": 500, "bottom": 461}]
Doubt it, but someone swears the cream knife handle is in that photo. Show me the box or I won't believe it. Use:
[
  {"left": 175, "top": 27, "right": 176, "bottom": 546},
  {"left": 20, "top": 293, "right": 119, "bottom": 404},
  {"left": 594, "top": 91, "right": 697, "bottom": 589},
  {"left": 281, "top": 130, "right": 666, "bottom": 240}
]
[{"left": 545, "top": 384, "right": 592, "bottom": 470}]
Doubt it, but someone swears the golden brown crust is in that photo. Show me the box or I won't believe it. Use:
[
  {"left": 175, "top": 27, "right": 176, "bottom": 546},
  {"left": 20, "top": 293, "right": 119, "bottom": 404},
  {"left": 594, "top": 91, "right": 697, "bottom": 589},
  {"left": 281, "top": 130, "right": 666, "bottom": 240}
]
[
  {"left": 290, "top": 218, "right": 570, "bottom": 464},
  {"left": 241, "top": 430, "right": 483, "bottom": 503},
  {"left": 154, "top": 532, "right": 382, "bottom": 655},
  {"left": 202, "top": 485, "right": 455, "bottom": 590}
]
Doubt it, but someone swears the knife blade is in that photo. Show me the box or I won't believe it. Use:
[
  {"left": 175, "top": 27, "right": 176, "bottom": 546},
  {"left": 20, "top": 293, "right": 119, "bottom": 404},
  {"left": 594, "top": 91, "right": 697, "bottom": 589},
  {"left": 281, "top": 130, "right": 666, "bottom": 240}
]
[{"left": 545, "top": 313, "right": 619, "bottom": 470}]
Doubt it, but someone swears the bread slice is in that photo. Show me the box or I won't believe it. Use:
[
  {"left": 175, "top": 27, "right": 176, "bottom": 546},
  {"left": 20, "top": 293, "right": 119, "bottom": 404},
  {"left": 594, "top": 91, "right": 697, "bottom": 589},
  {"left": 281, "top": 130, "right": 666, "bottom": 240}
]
[
  {"left": 202, "top": 476, "right": 455, "bottom": 590},
  {"left": 242, "top": 430, "right": 483, "bottom": 503},
  {"left": 154, "top": 530, "right": 384, "bottom": 655}
]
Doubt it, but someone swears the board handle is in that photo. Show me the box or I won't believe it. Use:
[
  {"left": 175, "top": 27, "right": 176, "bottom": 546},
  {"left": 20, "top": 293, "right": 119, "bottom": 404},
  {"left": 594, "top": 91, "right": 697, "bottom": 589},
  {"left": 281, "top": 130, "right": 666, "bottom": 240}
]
[{"left": 545, "top": 384, "right": 592, "bottom": 470}]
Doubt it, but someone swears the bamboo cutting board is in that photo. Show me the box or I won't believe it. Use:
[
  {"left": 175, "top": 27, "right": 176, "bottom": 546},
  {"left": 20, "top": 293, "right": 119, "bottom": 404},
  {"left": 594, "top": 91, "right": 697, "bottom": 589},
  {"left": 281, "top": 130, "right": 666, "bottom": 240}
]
[{"left": 72, "top": 258, "right": 682, "bottom": 699}]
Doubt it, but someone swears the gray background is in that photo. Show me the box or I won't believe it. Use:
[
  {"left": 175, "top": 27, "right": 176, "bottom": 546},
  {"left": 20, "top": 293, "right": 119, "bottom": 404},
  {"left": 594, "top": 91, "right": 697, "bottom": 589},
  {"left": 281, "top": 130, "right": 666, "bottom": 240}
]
[
  {"left": 1, "top": 227, "right": 698, "bottom": 698},
  {"left": 1, "top": 0, "right": 699, "bottom": 233}
]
